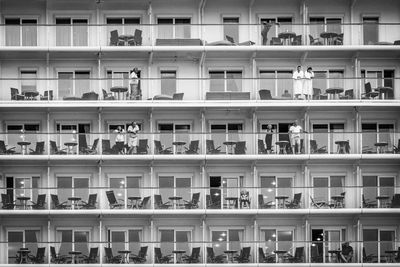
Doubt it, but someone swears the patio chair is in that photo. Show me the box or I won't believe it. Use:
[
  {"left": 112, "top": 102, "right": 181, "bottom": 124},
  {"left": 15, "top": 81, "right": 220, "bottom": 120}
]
[
  {"left": 287, "top": 247, "right": 304, "bottom": 263},
  {"left": 102, "top": 139, "right": 114, "bottom": 154},
  {"left": 310, "top": 140, "right": 327, "bottom": 154},
  {"left": 154, "top": 247, "right": 172, "bottom": 263},
  {"left": 154, "top": 140, "right": 173, "bottom": 154},
  {"left": 310, "top": 196, "right": 328, "bottom": 208},
  {"left": 51, "top": 194, "right": 69, "bottom": 209},
  {"left": 102, "top": 89, "right": 115, "bottom": 100},
  {"left": 81, "top": 138, "right": 99, "bottom": 155},
  {"left": 340, "top": 89, "right": 354, "bottom": 99},
  {"left": 312, "top": 87, "right": 327, "bottom": 99},
  {"left": 311, "top": 245, "right": 323, "bottom": 262},
  {"left": 286, "top": 193, "right": 302, "bottom": 209},
  {"left": 50, "top": 246, "right": 67, "bottom": 264},
  {"left": 309, "top": 35, "right": 323, "bottom": 45},
  {"left": 80, "top": 193, "right": 97, "bottom": 209},
  {"left": 130, "top": 246, "right": 148, "bottom": 263},
  {"left": 393, "top": 139, "right": 400, "bottom": 153},
  {"left": 128, "top": 29, "right": 143, "bottom": 46},
  {"left": 109, "top": 30, "right": 124, "bottom": 46},
  {"left": 154, "top": 194, "right": 171, "bottom": 209},
  {"left": 30, "top": 194, "right": 46, "bottom": 209},
  {"left": 104, "top": 247, "right": 122, "bottom": 263},
  {"left": 172, "top": 93, "right": 184, "bottom": 100},
  {"left": 137, "top": 139, "right": 149, "bottom": 154},
  {"left": 206, "top": 139, "right": 221, "bottom": 154},
  {"left": 292, "top": 35, "right": 302, "bottom": 45},
  {"left": 259, "top": 247, "right": 275, "bottom": 263},
  {"left": 391, "top": 194, "right": 400, "bottom": 208},
  {"left": 362, "top": 194, "right": 377, "bottom": 208},
  {"left": 234, "top": 246, "right": 251, "bottom": 263},
  {"left": 259, "top": 89, "right": 274, "bottom": 100},
  {"left": 138, "top": 196, "right": 151, "bottom": 209},
  {"left": 362, "top": 247, "right": 375, "bottom": 263},
  {"left": 207, "top": 247, "right": 224, "bottom": 263},
  {"left": 29, "top": 141, "right": 45, "bottom": 155},
  {"left": 10, "top": 87, "right": 25, "bottom": 100},
  {"left": 184, "top": 192, "right": 200, "bottom": 209},
  {"left": 394, "top": 247, "right": 400, "bottom": 262},
  {"left": 0, "top": 140, "right": 16, "bottom": 154},
  {"left": 362, "top": 82, "right": 374, "bottom": 99},
  {"left": 40, "top": 90, "right": 53, "bottom": 101},
  {"left": 258, "top": 194, "right": 274, "bottom": 209},
  {"left": 206, "top": 194, "right": 221, "bottom": 209},
  {"left": 49, "top": 141, "right": 67, "bottom": 155},
  {"left": 1, "top": 193, "right": 15, "bottom": 209},
  {"left": 182, "top": 247, "right": 201, "bottom": 263},
  {"left": 334, "top": 33, "right": 344, "bottom": 45},
  {"left": 225, "top": 35, "right": 255, "bottom": 46},
  {"left": 258, "top": 139, "right": 268, "bottom": 154},
  {"left": 239, "top": 191, "right": 251, "bottom": 208},
  {"left": 28, "top": 247, "right": 46, "bottom": 264},
  {"left": 106, "top": 190, "right": 124, "bottom": 209},
  {"left": 82, "top": 247, "right": 98, "bottom": 263},
  {"left": 185, "top": 140, "right": 199, "bottom": 154},
  {"left": 234, "top": 141, "right": 246, "bottom": 154},
  {"left": 270, "top": 37, "right": 283, "bottom": 45}
]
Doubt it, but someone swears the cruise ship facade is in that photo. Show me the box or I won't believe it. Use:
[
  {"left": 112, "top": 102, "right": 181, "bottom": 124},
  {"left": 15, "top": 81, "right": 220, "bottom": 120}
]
[{"left": 0, "top": 0, "right": 400, "bottom": 266}]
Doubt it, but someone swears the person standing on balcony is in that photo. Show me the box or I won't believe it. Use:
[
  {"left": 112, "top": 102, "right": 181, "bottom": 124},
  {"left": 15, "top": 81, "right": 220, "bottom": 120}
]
[
  {"left": 265, "top": 124, "right": 274, "bottom": 154},
  {"left": 127, "top": 121, "right": 139, "bottom": 154},
  {"left": 340, "top": 242, "right": 353, "bottom": 263},
  {"left": 129, "top": 68, "right": 139, "bottom": 100},
  {"left": 114, "top": 126, "right": 126, "bottom": 154},
  {"left": 303, "top": 67, "right": 314, "bottom": 100},
  {"left": 292, "top": 66, "right": 304, "bottom": 100},
  {"left": 261, "top": 21, "right": 280, "bottom": 45},
  {"left": 289, "top": 120, "right": 303, "bottom": 154}
]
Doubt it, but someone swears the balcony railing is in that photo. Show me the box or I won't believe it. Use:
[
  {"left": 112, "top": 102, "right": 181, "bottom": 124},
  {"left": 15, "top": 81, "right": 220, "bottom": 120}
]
[
  {"left": 1, "top": 241, "right": 399, "bottom": 264},
  {"left": 2, "top": 77, "right": 399, "bottom": 102},
  {"left": 0, "top": 132, "right": 399, "bottom": 156},
  {"left": 1, "top": 23, "right": 400, "bottom": 47},
  {"left": 2, "top": 186, "right": 400, "bottom": 210}
]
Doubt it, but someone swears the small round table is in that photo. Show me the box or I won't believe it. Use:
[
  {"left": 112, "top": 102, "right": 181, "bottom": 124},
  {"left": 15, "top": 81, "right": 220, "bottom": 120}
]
[
  {"left": 278, "top": 31, "right": 296, "bottom": 45},
  {"left": 64, "top": 142, "right": 77, "bottom": 154},
  {"left": 172, "top": 141, "right": 186, "bottom": 154},
  {"left": 223, "top": 141, "right": 237, "bottom": 154},
  {"left": 225, "top": 197, "right": 238, "bottom": 209},
  {"left": 328, "top": 250, "right": 341, "bottom": 263},
  {"left": 224, "top": 250, "right": 238, "bottom": 263},
  {"left": 275, "top": 141, "right": 289, "bottom": 154},
  {"left": 335, "top": 140, "right": 349, "bottom": 154},
  {"left": 172, "top": 250, "right": 186, "bottom": 263},
  {"left": 118, "top": 34, "right": 134, "bottom": 45},
  {"left": 118, "top": 250, "right": 131, "bottom": 263},
  {"left": 17, "top": 196, "right": 31, "bottom": 210},
  {"left": 320, "top": 32, "right": 338, "bottom": 45},
  {"left": 17, "top": 248, "right": 31, "bottom": 263},
  {"left": 376, "top": 195, "right": 390, "bottom": 208},
  {"left": 331, "top": 195, "right": 345, "bottom": 208},
  {"left": 68, "top": 197, "right": 81, "bottom": 209},
  {"left": 110, "top": 86, "right": 128, "bottom": 100},
  {"left": 24, "top": 91, "right": 39, "bottom": 100},
  {"left": 275, "top": 196, "right": 289, "bottom": 209},
  {"left": 168, "top": 196, "right": 183, "bottom": 209},
  {"left": 376, "top": 87, "right": 393, "bottom": 99},
  {"left": 326, "top": 87, "right": 344, "bottom": 99},
  {"left": 17, "top": 141, "right": 31, "bottom": 155},
  {"left": 69, "top": 251, "right": 82, "bottom": 264},
  {"left": 273, "top": 250, "right": 288, "bottom": 263},
  {"left": 128, "top": 196, "right": 142, "bottom": 209},
  {"left": 374, "top": 142, "right": 388, "bottom": 154}
]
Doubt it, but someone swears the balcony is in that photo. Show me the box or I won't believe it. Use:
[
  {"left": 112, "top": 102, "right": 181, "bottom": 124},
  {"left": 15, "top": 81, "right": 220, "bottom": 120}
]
[
  {"left": 1, "top": 240, "right": 399, "bottom": 264},
  {"left": 1, "top": 23, "right": 400, "bottom": 47}
]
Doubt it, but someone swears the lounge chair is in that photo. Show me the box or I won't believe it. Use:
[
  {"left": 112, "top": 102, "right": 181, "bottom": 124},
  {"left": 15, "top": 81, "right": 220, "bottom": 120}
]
[
  {"left": 30, "top": 194, "right": 46, "bottom": 209},
  {"left": 292, "top": 35, "right": 302, "bottom": 45},
  {"left": 310, "top": 196, "right": 329, "bottom": 208},
  {"left": 310, "top": 140, "right": 327, "bottom": 154},
  {"left": 102, "top": 89, "right": 115, "bottom": 100},
  {"left": 81, "top": 138, "right": 99, "bottom": 155},
  {"left": 259, "top": 89, "right": 274, "bottom": 100},
  {"left": 0, "top": 140, "right": 16, "bottom": 154},
  {"left": 258, "top": 139, "right": 267, "bottom": 154},
  {"left": 234, "top": 247, "right": 251, "bottom": 263},
  {"left": 234, "top": 141, "right": 246, "bottom": 154},
  {"left": 391, "top": 194, "right": 400, "bottom": 208},
  {"left": 50, "top": 246, "right": 67, "bottom": 264},
  {"left": 182, "top": 247, "right": 201, "bottom": 263},
  {"left": 106, "top": 190, "right": 124, "bottom": 209},
  {"left": 49, "top": 141, "right": 67, "bottom": 155},
  {"left": 154, "top": 247, "right": 172, "bottom": 263},
  {"left": 104, "top": 247, "right": 122, "bottom": 263},
  {"left": 207, "top": 247, "right": 224, "bottom": 263},
  {"left": 309, "top": 35, "right": 323, "bottom": 45},
  {"left": 184, "top": 192, "right": 200, "bottom": 209},
  {"left": 172, "top": 93, "right": 184, "bottom": 100},
  {"left": 137, "top": 139, "right": 149, "bottom": 154},
  {"left": 82, "top": 247, "right": 98, "bottom": 263},
  {"left": 239, "top": 191, "right": 250, "bottom": 208},
  {"left": 102, "top": 139, "right": 114, "bottom": 154},
  {"left": 258, "top": 194, "right": 274, "bottom": 209},
  {"left": 29, "top": 141, "right": 45, "bottom": 155},
  {"left": 270, "top": 37, "right": 283, "bottom": 45},
  {"left": 185, "top": 140, "right": 199, "bottom": 154},
  {"left": 40, "top": 90, "right": 53, "bottom": 101},
  {"left": 80, "top": 193, "right": 97, "bottom": 209},
  {"left": 154, "top": 140, "right": 173, "bottom": 154},
  {"left": 1, "top": 193, "right": 15, "bottom": 209},
  {"left": 11, "top": 87, "right": 25, "bottom": 100},
  {"left": 225, "top": 35, "right": 255, "bottom": 46},
  {"left": 206, "top": 139, "right": 221, "bottom": 154},
  {"left": 154, "top": 194, "right": 171, "bottom": 209},
  {"left": 28, "top": 247, "right": 46, "bottom": 264},
  {"left": 138, "top": 196, "right": 150, "bottom": 209},
  {"left": 206, "top": 194, "right": 220, "bottom": 209},
  {"left": 286, "top": 193, "right": 302, "bottom": 209},
  {"left": 51, "top": 194, "right": 69, "bottom": 209},
  {"left": 287, "top": 247, "right": 304, "bottom": 263},
  {"left": 362, "top": 194, "right": 377, "bottom": 208},
  {"left": 259, "top": 247, "right": 275, "bottom": 263},
  {"left": 128, "top": 29, "right": 142, "bottom": 46},
  {"left": 130, "top": 246, "right": 148, "bottom": 263},
  {"left": 109, "top": 30, "right": 124, "bottom": 46}
]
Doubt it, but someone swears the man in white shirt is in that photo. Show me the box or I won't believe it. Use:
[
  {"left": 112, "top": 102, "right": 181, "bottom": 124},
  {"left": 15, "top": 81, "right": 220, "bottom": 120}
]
[
  {"left": 292, "top": 66, "right": 304, "bottom": 100},
  {"left": 129, "top": 68, "right": 139, "bottom": 100},
  {"left": 127, "top": 121, "right": 139, "bottom": 154},
  {"left": 289, "top": 120, "right": 303, "bottom": 154}
]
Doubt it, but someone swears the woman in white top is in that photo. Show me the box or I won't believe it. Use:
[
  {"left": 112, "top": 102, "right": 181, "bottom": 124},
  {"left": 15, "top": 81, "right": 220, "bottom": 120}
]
[
  {"left": 127, "top": 121, "right": 139, "bottom": 154},
  {"left": 303, "top": 67, "right": 314, "bottom": 100},
  {"left": 129, "top": 68, "right": 139, "bottom": 100},
  {"left": 292, "top": 66, "right": 304, "bottom": 100},
  {"left": 114, "top": 126, "right": 125, "bottom": 142}
]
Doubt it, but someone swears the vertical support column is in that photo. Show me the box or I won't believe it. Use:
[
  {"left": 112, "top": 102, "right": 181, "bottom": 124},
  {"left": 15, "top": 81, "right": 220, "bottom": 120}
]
[
  {"left": 253, "top": 217, "right": 257, "bottom": 263},
  {"left": 305, "top": 217, "right": 309, "bottom": 263},
  {"left": 45, "top": 0, "right": 50, "bottom": 47},
  {"left": 149, "top": 110, "right": 153, "bottom": 154},
  {"left": 251, "top": 56, "right": 256, "bottom": 99},
  {"left": 304, "top": 164, "right": 309, "bottom": 208},
  {"left": 99, "top": 163, "right": 103, "bottom": 209},
  {"left": 356, "top": 164, "right": 361, "bottom": 208},
  {"left": 202, "top": 217, "right": 206, "bottom": 263},
  {"left": 150, "top": 164, "right": 154, "bottom": 209},
  {"left": 357, "top": 218, "right": 361, "bottom": 263},
  {"left": 252, "top": 109, "right": 257, "bottom": 154},
  {"left": 199, "top": 52, "right": 205, "bottom": 101},
  {"left": 150, "top": 218, "right": 154, "bottom": 263},
  {"left": 46, "top": 52, "right": 50, "bottom": 101},
  {"left": 201, "top": 163, "right": 205, "bottom": 209},
  {"left": 99, "top": 217, "right": 103, "bottom": 263},
  {"left": 96, "top": 2, "right": 100, "bottom": 46},
  {"left": 253, "top": 164, "right": 257, "bottom": 208},
  {"left": 47, "top": 219, "right": 51, "bottom": 264},
  {"left": 147, "top": 2, "right": 153, "bottom": 45},
  {"left": 97, "top": 53, "right": 102, "bottom": 96},
  {"left": 47, "top": 165, "right": 50, "bottom": 210},
  {"left": 304, "top": 108, "right": 309, "bottom": 154},
  {"left": 355, "top": 107, "right": 360, "bottom": 153},
  {"left": 98, "top": 107, "right": 102, "bottom": 155},
  {"left": 201, "top": 109, "right": 205, "bottom": 154},
  {"left": 354, "top": 57, "right": 361, "bottom": 99}
]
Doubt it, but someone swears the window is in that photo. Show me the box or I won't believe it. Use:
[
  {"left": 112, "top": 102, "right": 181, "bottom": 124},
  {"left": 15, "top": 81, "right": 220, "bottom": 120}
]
[
  {"left": 361, "top": 123, "right": 395, "bottom": 152},
  {"left": 159, "top": 229, "right": 191, "bottom": 259},
  {"left": 159, "top": 175, "right": 191, "bottom": 205},
  {"left": 223, "top": 17, "right": 239, "bottom": 41},
  {"left": 107, "top": 17, "right": 140, "bottom": 36},
  {"left": 313, "top": 176, "right": 345, "bottom": 204},
  {"left": 6, "top": 176, "right": 40, "bottom": 204},
  {"left": 311, "top": 228, "right": 346, "bottom": 263},
  {"left": 259, "top": 70, "right": 292, "bottom": 97},
  {"left": 363, "top": 176, "right": 395, "bottom": 205},
  {"left": 7, "top": 230, "right": 40, "bottom": 263},
  {"left": 160, "top": 70, "right": 177, "bottom": 95},
  {"left": 6, "top": 123, "right": 40, "bottom": 150},
  {"left": 157, "top": 122, "right": 191, "bottom": 153},
  {"left": 211, "top": 229, "right": 244, "bottom": 256},
  {"left": 312, "top": 123, "right": 345, "bottom": 153},
  {"left": 56, "top": 229, "right": 90, "bottom": 256},
  {"left": 309, "top": 17, "right": 342, "bottom": 39},
  {"left": 57, "top": 71, "right": 90, "bottom": 99},
  {"left": 20, "top": 70, "right": 37, "bottom": 93},
  {"left": 157, "top": 17, "right": 191, "bottom": 39},
  {"left": 56, "top": 123, "right": 91, "bottom": 153},
  {"left": 56, "top": 18, "right": 88, "bottom": 46},
  {"left": 260, "top": 229, "right": 293, "bottom": 257},
  {"left": 361, "top": 69, "right": 394, "bottom": 91},
  {"left": 260, "top": 176, "right": 293, "bottom": 208},
  {"left": 209, "top": 175, "right": 244, "bottom": 209},
  {"left": 363, "top": 229, "right": 395, "bottom": 263},
  {"left": 209, "top": 70, "right": 242, "bottom": 92},
  {"left": 5, "top": 18, "right": 37, "bottom": 46},
  {"left": 107, "top": 229, "right": 142, "bottom": 255},
  {"left": 109, "top": 176, "right": 141, "bottom": 207},
  {"left": 57, "top": 176, "right": 89, "bottom": 204},
  {"left": 363, "top": 17, "right": 379, "bottom": 45},
  {"left": 210, "top": 122, "right": 243, "bottom": 154},
  {"left": 313, "top": 70, "right": 344, "bottom": 91},
  {"left": 107, "top": 70, "right": 129, "bottom": 88}
]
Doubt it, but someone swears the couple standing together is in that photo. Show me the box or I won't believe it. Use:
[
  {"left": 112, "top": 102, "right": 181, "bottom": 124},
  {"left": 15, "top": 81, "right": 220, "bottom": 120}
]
[{"left": 292, "top": 65, "right": 314, "bottom": 100}]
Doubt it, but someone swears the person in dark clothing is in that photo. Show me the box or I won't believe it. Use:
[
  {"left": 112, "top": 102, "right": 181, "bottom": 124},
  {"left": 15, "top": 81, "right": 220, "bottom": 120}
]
[
  {"left": 265, "top": 124, "right": 274, "bottom": 154},
  {"left": 340, "top": 242, "right": 353, "bottom": 263}
]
